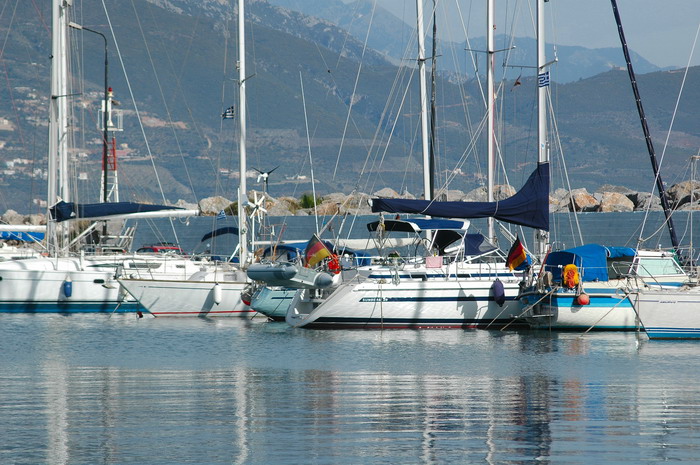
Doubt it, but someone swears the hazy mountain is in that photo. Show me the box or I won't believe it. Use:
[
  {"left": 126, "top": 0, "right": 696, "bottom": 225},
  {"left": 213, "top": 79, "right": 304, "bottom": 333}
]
[
  {"left": 267, "top": 0, "right": 662, "bottom": 83},
  {"left": 0, "top": 0, "right": 697, "bottom": 215}
]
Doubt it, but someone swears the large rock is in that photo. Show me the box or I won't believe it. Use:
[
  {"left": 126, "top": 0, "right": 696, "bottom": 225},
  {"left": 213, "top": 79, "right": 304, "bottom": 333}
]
[
  {"left": 666, "top": 181, "right": 700, "bottom": 209},
  {"left": 461, "top": 184, "right": 514, "bottom": 202},
  {"left": 198, "top": 196, "right": 233, "bottom": 215},
  {"left": 567, "top": 188, "right": 599, "bottom": 212},
  {"left": 373, "top": 187, "right": 400, "bottom": 198},
  {"left": 461, "top": 186, "right": 487, "bottom": 202},
  {"left": 27, "top": 214, "right": 45, "bottom": 225},
  {"left": 598, "top": 192, "right": 635, "bottom": 212},
  {"left": 2, "top": 209, "right": 25, "bottom": 225},
  {"left": 627, "top": 192, "right": 663, "bottom": 211},
  {"left": 494, "top": 185, "right": 516, "bottom": 201}
]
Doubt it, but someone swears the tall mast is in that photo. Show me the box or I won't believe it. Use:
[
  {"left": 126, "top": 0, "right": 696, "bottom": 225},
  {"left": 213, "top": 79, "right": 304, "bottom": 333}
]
[
  {"left": 48, "top": 0, "right": 71, "bottom": 256},
  {"left": 486, "top": 0, "right": 495, "bottom": 242},
  {"left": 237, "top": 0, "right": 248, "bottom": 266},
  {"left": 535, "top": 0, "right": 550, "bottom": 257},
  {"left": 416, "top": 0, "right": 431, "bottom": 201},
  {"left": 610, "top": 0, "right": 679, "bottom": 250},
  {"left": 429, "top": 0, "right": 437, "bottom": 200}
]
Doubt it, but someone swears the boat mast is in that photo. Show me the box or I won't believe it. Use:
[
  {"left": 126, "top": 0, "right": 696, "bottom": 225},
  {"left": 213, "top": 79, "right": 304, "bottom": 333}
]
[
  {"left": 237, "top": 0, "right": 248, "bottom": 266},
  {"left": 535, "top": 0, "right": 550, "bottom": 258},
  {"left": 429, "top": 0, "right": 437, "bottom": 200},
  {"left": 609, "top": 0, "right": 679, "bottom": 250},
  {"left": 416, "top": 0, "right": 431, "bottom": 202},
  {"left": 486, "top": 0, "right": 496, "bottom": 242},
  {"left": 48, "top": 0, "right": 71, "bottom": 256}
]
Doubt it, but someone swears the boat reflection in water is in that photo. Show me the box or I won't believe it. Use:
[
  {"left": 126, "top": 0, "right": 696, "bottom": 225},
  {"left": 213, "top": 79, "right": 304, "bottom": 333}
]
[{"left": 4, "top": 316, "right": 700, "bottom": 464}]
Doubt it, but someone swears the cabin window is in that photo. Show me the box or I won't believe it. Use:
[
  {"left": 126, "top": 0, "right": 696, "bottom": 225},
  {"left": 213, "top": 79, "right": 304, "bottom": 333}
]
[
  {"left": 635, "top": 257, "right": 684, "bottom": 277},
  {"left": 93, "top": 279, "right": 105, "bottom": 284},
  {"left": 607, "top": 257, "right": 633, "bottom": 279}
]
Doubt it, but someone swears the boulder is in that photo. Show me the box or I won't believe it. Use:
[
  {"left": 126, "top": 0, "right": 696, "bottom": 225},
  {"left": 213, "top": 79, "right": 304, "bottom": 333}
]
[
  {"left": 567, "top": 188, "right": 599, "bottom": 212},
  {"left": 494, "top": 184, "right": 516, "bottom": 201},
  {"left": 373, "top": 187, "right": 400, "bottom": 198},
  {"left": 198, "top": 196, "right": 233, "bottom": 215},
  {"left": 666, "top": 181, "right": 700, "bottom": 209},
  {"left": 461, "top": 186, "right": 487, "bottom": 202},
  {"left": 2, "top": 209, "right": 25, "bottom": 225},
  {"left": 630, "top": 192, "right": 663, "bottom": 211},
  {"left": 597, "top": 192, "right": 635, "bottom": 212},
  {"left": 27, "top": 213, "right": 45, "bottom": 225}
]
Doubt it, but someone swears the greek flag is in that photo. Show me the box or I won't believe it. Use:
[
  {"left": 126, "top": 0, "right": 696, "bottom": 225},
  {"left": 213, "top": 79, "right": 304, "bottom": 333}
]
[
  {"left": 217, "top": 210, "right": 226, "bottom": 220},
  {"left": 222, "top": 106, "right": 235, "bottom": 119},
  {"left": 538, "top": 71, "right": 550, "bottom": 87}
]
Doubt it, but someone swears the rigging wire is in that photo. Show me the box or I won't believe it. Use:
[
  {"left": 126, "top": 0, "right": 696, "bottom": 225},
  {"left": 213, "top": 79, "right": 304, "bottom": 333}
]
[
  {"left": 100, "top": 0, "right": 181, "bottom": 246},
  {"left": 637, "top": 17, "right": 700, "bottom": 248},
  {"left": 332, "top": 0, "right": 377, "bottom": 180}
]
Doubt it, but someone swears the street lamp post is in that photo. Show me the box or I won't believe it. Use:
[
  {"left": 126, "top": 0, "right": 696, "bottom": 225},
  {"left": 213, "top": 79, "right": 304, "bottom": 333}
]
[{"left": 69, "top": 22, "right": 109, "bottom": 205}]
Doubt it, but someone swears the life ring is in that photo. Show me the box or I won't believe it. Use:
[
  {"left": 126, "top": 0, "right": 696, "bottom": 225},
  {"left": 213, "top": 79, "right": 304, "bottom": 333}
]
[{"left": 563, "top": 264, "right": 579, "bottom": 289}]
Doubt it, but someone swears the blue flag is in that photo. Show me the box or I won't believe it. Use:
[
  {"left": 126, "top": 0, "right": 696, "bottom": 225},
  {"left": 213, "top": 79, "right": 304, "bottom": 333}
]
[{"left": 538, "top": 71, "right": 550, "bottom": 87}]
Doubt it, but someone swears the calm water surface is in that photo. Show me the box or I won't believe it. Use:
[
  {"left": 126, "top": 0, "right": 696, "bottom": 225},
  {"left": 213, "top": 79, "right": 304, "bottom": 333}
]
[{"left": 2, "top": 314, "right": 700, "bottom": 464}]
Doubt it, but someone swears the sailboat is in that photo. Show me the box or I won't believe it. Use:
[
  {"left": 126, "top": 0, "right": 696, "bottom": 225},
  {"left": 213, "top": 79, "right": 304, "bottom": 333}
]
[
  {"left": 517, "top": 0, "right": 692, "bottom": 331},
  {"left": 630, "top": 155, "right": 700, "bottom": 339},
  {"left": 284, "top": 0, "right": 551, "bottom": 329},
  {"left": 117, "top": 0, "right": 255, "bottom": 317},
  {"left": 0, "top": 0, "right": 207, "bottom": 314}
]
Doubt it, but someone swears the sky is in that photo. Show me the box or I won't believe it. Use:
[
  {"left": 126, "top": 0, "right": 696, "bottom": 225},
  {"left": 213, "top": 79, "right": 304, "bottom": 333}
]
[{"left": 372, "top": 0, "right": 700, "bottom": 68}]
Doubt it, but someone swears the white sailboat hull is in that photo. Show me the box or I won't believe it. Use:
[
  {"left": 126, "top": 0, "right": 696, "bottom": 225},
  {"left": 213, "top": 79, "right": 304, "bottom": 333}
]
[
  {"left": 0, "top": 255, "right": 203, "bottom": 313},
  {"left": 119, "top": 270, "right": 254, "bottom": 317},
  {"left": 634, "top": 286, "right": 700, "bottom": 339},
  {"left": 286, "top": 274, "right": 525, "bottom": 329},
  {"left": 520, "top": 284, "right": 641, "bottom": 331}
]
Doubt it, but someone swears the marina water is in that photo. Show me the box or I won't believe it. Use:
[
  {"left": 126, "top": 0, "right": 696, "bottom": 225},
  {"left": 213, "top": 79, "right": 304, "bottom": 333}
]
[{"left": 1, "top": 212, "right": 698, "bottom": 464}]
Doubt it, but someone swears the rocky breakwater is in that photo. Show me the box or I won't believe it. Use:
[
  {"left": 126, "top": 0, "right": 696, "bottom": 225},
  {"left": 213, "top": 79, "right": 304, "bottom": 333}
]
[
  {"left": 193, "top": 180, "right": 699, "bottom": 218},
  {"left": 10, "top": 181, "right": 698, "bottom": 225}
]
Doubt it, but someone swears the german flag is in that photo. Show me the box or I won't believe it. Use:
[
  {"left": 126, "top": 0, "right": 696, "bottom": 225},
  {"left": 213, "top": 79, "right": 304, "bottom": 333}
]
[
  {"left": 304, "top": 234, "right": 332, "bottom": 268},
  {"left": 506, "top": 237, "right": 527, "bottom": 270}
]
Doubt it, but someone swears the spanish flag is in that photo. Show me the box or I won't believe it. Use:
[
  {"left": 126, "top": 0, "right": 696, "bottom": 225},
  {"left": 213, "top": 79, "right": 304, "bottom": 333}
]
[
  {"left": 304, "top": 234, "right": 332, "bottom": 268},
  {"left": 506, "top": 236, "right": 527, "bottom": 270}
]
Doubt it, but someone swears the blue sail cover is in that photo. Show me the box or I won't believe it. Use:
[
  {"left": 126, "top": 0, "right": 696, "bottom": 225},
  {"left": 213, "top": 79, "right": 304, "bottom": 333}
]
[
  {"left": 200, "top": 227, "right": 239, "bottom": 242},
  {"left": 366, "top": 218, "right": 469, "bottom": 232},
  {"left": 371, "top": 163, "right": 550, "bottom": 231},
  {"left": 50, "top": 201, "right": 187, "bottom": 222}
]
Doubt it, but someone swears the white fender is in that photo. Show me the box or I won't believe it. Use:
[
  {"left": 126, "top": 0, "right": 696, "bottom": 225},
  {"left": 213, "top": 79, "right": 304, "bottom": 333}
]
[{"left": 213, "top": 283, "right": 223, "bottom": 305}]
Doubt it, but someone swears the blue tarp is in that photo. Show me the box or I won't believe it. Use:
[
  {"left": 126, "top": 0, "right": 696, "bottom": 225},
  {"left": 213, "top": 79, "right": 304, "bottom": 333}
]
[
  {"left": 50, "top": 201, "right": 187, "bottom": 222},
  {"left": 370, "top": 163, "right": 550, "bottom": 231},
  {"left": 544, "top": 244, "right": 636, "bottom": 282}
]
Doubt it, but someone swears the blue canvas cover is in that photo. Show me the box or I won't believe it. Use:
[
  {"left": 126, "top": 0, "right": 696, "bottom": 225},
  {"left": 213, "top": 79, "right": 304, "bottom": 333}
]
[
  {"left": 544, "top": 244, "right": 636, "bottom": 282},
  {"left": 371, "top": 163, "right": 549, "bottom": 231},
  {"left": 50, "top": 201, "right": 186, "bottom": 222},
  {"left": 200, "top": 227, "right": 239, "bottom": 242},
  {"left": 463, "top": 234, "right": 498, "bottom": 256}
]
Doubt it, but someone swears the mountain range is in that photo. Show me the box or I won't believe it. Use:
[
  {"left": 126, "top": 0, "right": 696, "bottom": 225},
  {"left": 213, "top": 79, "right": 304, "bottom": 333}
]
[{"left": 0, "top": 0, "right": 697, "bottom": 215}]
